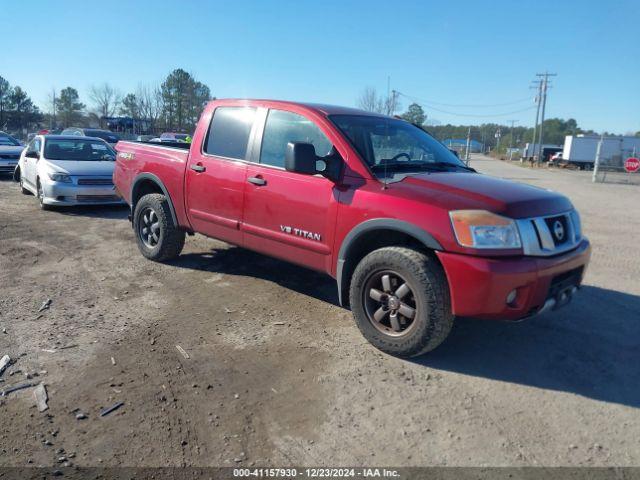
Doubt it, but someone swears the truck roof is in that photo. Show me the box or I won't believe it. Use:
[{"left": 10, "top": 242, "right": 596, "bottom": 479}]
[{"left": 210, "top": 99, "right": 388, "bottom": 118}]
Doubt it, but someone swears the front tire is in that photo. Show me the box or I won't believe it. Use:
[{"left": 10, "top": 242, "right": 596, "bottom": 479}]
[
  {"left": 349, "top": 246, "right": 453, "bottom": 357},
  {"left": 133, "top": 193, "right": 185, "bottom": 262},
  {"left": 37, "top": 179, "right": 52, "bottom": 210}
]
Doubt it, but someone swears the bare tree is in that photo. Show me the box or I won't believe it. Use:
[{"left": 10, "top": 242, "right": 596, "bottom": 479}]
[
  {"left": 136, "top": 84, "right": 163, "bottom": 133},
  {"left": 89, "top": 83, "right": 122, "bottom": 126},
  {"left": 357, "top": 87, "right": 385, "bottom": 113}
]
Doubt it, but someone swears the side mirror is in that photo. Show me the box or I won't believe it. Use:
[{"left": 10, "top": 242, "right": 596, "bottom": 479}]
[
  {"left": 26, "top": 150, "right": 40, "bottom": 159},
  {"left": 449, "top": 149, "right": 459, "bottom": 158},
  {"left": 285, "top": 142, "right": 343, "bottom": 182},
  {"left": 285, "top": 142, "right": 317, "bottom": 175}
]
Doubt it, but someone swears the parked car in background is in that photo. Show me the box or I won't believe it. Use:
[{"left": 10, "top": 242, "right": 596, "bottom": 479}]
[
  {"left": 136, "top": 134, "right": 157, "bottom": 142},
  {"left": 60, "top": 127, "right": 121, "bottom": 145},
  {"left": 0, "top": 131, "right": 24, "bottom": 176},
  {"left": 18, "top": 135, "right": 124, "bottom": 210},
  {"left": 159, "top": 132, "right": 191, "bottom": 142}
]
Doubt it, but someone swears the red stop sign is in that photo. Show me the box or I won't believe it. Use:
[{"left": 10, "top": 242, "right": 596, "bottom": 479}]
[{"left": 624, "top": 157, "right": 640, "bottom": 173}]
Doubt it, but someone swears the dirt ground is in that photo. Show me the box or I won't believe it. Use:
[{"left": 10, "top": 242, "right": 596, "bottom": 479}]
[{"left": 1, "top": 155, "right": 639, "bottom": 468}]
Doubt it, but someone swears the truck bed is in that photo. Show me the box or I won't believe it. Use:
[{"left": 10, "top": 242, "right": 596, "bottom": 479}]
[{"left": 113, "top": 140, "right": 192, "bottom": 227}]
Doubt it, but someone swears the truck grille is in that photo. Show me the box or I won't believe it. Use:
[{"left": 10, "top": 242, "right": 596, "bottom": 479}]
[
  {"left": 516, "top": 211, "right": 582, "bottom": 256},
  {"left": 77, "top": 178, "right": 113, "bottom": 185},
  {"left": 76, "top": 195, "right": 120, "bottom": 202},
  {"left": 0, "top": 154, "right": 20, "bottom": 159}
]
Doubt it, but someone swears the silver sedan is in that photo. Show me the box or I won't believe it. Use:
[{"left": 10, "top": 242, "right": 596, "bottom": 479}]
[{"left": 18, "top": 135, "right": 125, "bottom": 210}]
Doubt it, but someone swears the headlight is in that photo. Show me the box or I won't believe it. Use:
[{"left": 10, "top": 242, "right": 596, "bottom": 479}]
[
  {"left": 48, "top": 172, "right": 72, "bottom": 183},
  {"left": 450, "top": 210, "right": 521, "bottom": 249}
]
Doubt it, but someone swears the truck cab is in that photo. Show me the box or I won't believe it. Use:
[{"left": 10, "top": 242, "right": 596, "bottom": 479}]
[{"left": 114, "top": 99, "right": 591, "bottom": 357}]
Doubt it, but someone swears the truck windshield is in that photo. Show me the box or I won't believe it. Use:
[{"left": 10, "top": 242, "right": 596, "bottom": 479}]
[{"left": 330, "top": 115, "right": 469, "bottom": 176}]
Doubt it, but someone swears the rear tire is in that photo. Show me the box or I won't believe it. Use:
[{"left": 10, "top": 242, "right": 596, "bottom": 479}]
[
  {"left": 349, "top": 246, "right": 453, "bottom": 357},
  {"left": 133, "top": 193, "right": 185, "bottom": 262}
]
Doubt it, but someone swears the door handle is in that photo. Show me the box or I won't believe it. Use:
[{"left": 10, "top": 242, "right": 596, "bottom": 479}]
[
  {"left": 247, "top": 176, "right": 266, "bottom": 186},
  {"left": 190, "top": 164, "right": 206, "bottom": 172}
]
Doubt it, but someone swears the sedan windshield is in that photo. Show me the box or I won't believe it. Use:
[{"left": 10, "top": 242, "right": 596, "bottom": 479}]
[
  {"left": 0, "top": 134, "right": 21, "bottom": 146},
  {"left": 44, "top": 139, "right": 116, "bottom": 161},
  {"left": 330, "top": 115, "right": 469, "bottom": 177}
]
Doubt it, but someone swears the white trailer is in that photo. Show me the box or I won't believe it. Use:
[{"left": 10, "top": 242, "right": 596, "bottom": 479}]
[{"left": 562, "top": 135, "right": 640, "bottom": 167}]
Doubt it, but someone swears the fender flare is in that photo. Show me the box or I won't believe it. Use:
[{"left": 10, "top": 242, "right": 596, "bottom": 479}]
[
  {"left": 335, "top": 218, "right": 443, "bottom": 306},
  {"left": 130, "top": 173, "right": 178, "bottom": 226}
]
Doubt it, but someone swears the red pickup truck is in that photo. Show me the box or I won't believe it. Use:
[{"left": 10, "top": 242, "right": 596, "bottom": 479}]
[{"left": 114, "top": 99, "right": 590, "bottom": 357}]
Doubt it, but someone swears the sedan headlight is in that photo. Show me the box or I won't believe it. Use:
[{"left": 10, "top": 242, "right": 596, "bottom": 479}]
[
  {"left": 48, "top": 172, "right": 72, "bottom": 183},
  {"left": 450, "top": 210, "right": 521, "bottom": 249}
]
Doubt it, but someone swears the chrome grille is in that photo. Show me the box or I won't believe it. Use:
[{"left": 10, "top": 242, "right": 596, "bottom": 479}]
[
  {"left": 77, "top": 178, "right": 113, "bottom": 185},
  {"left": 517, "top": 211, "right": 582, "bottom": 256}
]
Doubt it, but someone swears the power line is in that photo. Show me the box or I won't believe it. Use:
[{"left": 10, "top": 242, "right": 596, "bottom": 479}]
[
  {"left": 397, "top": 91, "right": 533, "bottom": 108},
  {"left": 398, "top": 101, "right": 536, "bottom": 118}
]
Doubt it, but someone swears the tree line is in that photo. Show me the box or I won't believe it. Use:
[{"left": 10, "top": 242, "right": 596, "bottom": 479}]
[{"left": 0, "top": 68, "right": 211, "bottom": 137}]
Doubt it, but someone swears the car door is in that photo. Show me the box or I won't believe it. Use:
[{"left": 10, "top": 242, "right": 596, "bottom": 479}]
[
  {"left": 242, "top": 108, "right": 339, "bottom": 272},
  {"left": 185, "top": 106, "right": 259, "bottom": 246},
  {"left": 22, "top": 138, "right": 41, "bottom": 188}
]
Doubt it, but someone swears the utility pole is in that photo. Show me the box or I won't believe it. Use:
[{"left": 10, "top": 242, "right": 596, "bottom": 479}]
[
  {"left": 507, "top": 120, "right": 518, "bottom": 161},
  {"left": 465, "top": 126, "right": 471, "bottom": 164},
  {"left": 50, "top": 88, "right": 57, "bottom": 130},
  {"left": 535, "top": 72, "right": 557, "bottom": 165},
  {"left": 530, "top": 79, "right": 543, "bottom": 161},
  {"left": 592, "top": 133, "right": 604, "bottom": 183}
]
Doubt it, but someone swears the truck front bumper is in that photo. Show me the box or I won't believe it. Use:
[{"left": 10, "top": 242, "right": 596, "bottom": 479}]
[{"left": 436, "top": 239, "right": 591, "bottom": 320}]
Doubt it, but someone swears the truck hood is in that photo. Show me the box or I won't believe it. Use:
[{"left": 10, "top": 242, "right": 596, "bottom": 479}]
[
  {"left": 44, "top": 159, "right": 116, "bottom": 177},
  {"left": 395, "top": 172, "right": 573, "bottom": 218}
]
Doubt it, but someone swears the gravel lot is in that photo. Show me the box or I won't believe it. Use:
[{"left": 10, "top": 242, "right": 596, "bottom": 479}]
[{"left": 0, "top": 155, "right": 638, "bottom": 467}]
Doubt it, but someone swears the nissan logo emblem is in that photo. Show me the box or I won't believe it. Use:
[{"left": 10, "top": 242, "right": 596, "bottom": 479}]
[{"left": 553, "top": 220, "right": 565, "bottom": 241}]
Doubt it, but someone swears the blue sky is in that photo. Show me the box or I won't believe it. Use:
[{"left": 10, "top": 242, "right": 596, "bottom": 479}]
[{"left": 3, "top": 0, "right": 639, "bottom": 133}]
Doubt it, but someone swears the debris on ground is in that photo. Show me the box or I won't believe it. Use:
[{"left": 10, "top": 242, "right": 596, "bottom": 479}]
[
  {"left": 38, "top": 299, "right": 52, "bottom": 312},
  {"left": 0, "top": 355, "right": 11, "bottom": 375},
  {"left": 273, "top": 321, "right": 285, "bottom": 326},
  {"left": 100, "top": 401, "right": 124, "bottom": 417},
  {"left": 110, "top": 356, "right": 116, "bottom": 365},
  {"left": 1, "top": 382, "right": 34, "bottom": 397},
  {"left": 1, "top": 327, "right": 6, "bottom": 334},
  {"left": 75, "top": 412, "right": 87, "bottom": 420},
  {"left": 175, "top": 345, "right": 190, "bottom": 359},
  {"left": 224, "top": 308, "right": 236, "bottom": 313},
  {"left": 33, "top": 383, "right": 49, "bottom": 412}
]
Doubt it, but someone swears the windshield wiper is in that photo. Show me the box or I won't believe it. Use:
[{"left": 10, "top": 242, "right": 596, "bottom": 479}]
[
  {"left": 429, "top": 161, "right": 476, "bottom": 172},
  {"left": 371, "top": 161, "right": 475, "bottom": 173}
]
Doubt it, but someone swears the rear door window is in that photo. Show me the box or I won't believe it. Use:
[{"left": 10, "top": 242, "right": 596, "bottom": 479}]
[{"left": 204, "top": 107, "right": 257, "bottom": 160}]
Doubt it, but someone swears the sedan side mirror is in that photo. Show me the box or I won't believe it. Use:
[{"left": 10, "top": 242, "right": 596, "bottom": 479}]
[
  {"left": 449, "top": 149, "right": 460, "bottom": 158},
  {"left": 26, "top": 150, "right": 40, "bottom": 159}
]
